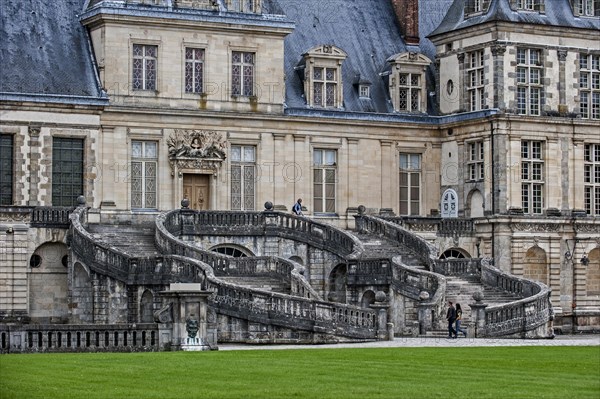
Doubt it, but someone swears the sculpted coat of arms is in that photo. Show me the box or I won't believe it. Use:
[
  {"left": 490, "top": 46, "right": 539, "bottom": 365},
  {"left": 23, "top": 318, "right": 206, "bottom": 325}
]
[{"left": 167, "top": 129, "right": 227, "bottom": 174}]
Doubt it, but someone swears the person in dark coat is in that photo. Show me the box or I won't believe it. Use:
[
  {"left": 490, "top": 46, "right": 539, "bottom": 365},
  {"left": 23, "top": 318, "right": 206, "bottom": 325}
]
[{"left": 446, "top": 301, "right": 457, "bottom": 338}]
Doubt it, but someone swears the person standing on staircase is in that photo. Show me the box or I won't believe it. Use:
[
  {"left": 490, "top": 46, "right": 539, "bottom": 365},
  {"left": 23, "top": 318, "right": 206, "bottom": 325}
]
[
  {"left": 455, "top": 303, "right": 467, "bottom": 338},
  {"left": 446, "top": 301, "right": 457, "bottom": 338}
]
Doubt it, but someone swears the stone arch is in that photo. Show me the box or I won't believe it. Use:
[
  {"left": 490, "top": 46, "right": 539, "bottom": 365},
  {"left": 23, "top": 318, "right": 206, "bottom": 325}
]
[
  {"left": 439, "top": 248, "right": 470, "bottom": 259},
  {"left": 209, "top": 244, "right": 254, "bottom": 257},
  {"left": 441, "top": 189, "right": 458, "bottom": 218},
  {"left": 586, "top": 248, "right": 600, "bottom": 297},
  {"left": 523, "top": 246, "right": 548, "bottom": 285},
  {"left": 140, "top": 290, "right": 155, "bottom": 323},
  {"left": 328, "top": 264, "right": 347, "bottom": 304},
  {"left": 467, "top": 189, "right": 485, "bottom": 218},
  {"left": 28, "top": 242, "right": 69, "bottom": 321},
  {"left": 72, "top": 262, "right": 93, "bottom": 323},
  {"left": 289, "top": 256, "right": 304, "bottom": 265},
  {"left": 361, "top": 290, "right": 376, "bottom": 308}
]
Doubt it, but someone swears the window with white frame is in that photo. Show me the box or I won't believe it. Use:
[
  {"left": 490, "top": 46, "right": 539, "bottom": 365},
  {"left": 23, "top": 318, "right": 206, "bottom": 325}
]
[
  {"left": 131, "top": 141, "right": 157, "bottom": 209},
  {"left": 313, "top": 149, "right": 336, "bottom": 213},
  {"left": 516, "top": 48, "right": 543, "bottom": 115},
  {"left": 465, "top": 0, "right": 490, "bottom": 15},
  {"left": 230, "top": 145, "right": 256, "bottom": 211},
  {"left": 359, "top": 84, "right": 371, "bottom": 99},
  {"left": 521, "top": 141, "right": 544, "bottom": 214},
  {"left": 575, "top": 0, "right": 598, "bottom": 16},
  {"left": 226, "top": 0, "right": 260, "bottom": 13},
  {"left": 584, "top": 143, "right": 600, "bottom": 216},
  {"left": 516, "top": 0, "right": 535, "bottom": 10},
  {"left": 579, "top": 53, "right": 600, "bottom": 119},
  {"left": 185, "top": 48, "right": 205, "bottom": 94},
  {"left": 467, "top": 50, "right": 485, "bottom": 111},
  {"left": 467, "top": 141, "right": 485, "bottom": 181},
  {"left": 313, "top": 67, "right": 338, "bottom": 107},
  {"left": 231, "top": 51, "right": 255, "bottom": 96},
  {"left": 398, "top": 73, "right": 422, "bottom": 112},
  {"left": 133, "top": 44, "right": 157, "bottom": 91},
  {"left": 399, "top": 153, "right": 421, "bottom": 215}
]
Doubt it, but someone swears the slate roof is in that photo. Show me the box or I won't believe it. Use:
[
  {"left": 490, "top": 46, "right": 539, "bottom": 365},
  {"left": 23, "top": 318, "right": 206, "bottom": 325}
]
[
  {"left": 269, "top": 0, "right": 414, "bottom": 114},
  {"left": 0, "top": 0, "right": 106, "bottom": 104},
  {"left": 430, "top": 0, "right": 600, "bottom": 37}
]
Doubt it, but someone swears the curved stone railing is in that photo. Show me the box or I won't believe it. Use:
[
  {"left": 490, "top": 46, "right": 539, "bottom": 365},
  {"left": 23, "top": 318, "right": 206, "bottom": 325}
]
[
  {"left": 164, "top": 208, "right": 364, "bottom": 259},
  {"left": 432, "top": 258, "right": 481, "bottom": 276},
  {"left": 70, "top": 205, "right": 376, "bottom": 339},
  {"left": 354, "top": 214, "right": 437, "bottom": 268},
  {"left": 477, "top": 261, "right": 553, "bottom": 338}
]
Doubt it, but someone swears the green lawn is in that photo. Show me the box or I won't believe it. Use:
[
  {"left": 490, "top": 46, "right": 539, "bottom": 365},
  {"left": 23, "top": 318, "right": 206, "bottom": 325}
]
[{"left": 1, "top": 346, "right": 599, "bottom": 399}]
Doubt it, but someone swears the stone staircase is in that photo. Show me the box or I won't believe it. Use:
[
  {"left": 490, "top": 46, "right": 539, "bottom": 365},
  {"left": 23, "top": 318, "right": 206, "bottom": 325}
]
[
  {"left": 218, "top": 276, "right": 291, "bottom": 294},
  {"left": 86, "top": 224, "right": 159, "bottom": 257},
  {"left": 353, "top": 233, "right": 427, "bottom": 269}
]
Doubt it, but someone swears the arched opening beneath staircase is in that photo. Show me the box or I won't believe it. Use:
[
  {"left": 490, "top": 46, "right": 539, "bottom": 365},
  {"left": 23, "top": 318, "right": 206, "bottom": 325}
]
[
  {"left": 328, "top": 264, "right": 347, "bottom": 304},
  {"left": 586, "top": 248, "right": 600, "bottom": 298},
  {"left": 140, "top": 290, "right": 155, "bottom": 323},
  {"left": 439, "top": 248, "right": 470, "bottom": 259},
  {"left": 28, "top": 242, "right": 69, "bottom": 321},
  {"left": 361, "top": 290, "right": 376, "bottom": 307},
  {"left": 289, "top": 256, "right": 304, "bottom": 265},
  {"left": 209, "top": 244, "right": 253, "bottom": 257}
]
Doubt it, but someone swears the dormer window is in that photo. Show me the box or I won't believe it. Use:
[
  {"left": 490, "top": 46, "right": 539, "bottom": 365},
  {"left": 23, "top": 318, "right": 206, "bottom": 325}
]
[
  {"left": 465, "top": 0, "right": 491, "bottom": 16},
  {"left": 574, "top": 0, "right": 599, "bottom": 16},
  {"left": 359, "top": 85, "right": 371, "bottom": 99},
  {"left": 387, "top": 52, "right": 432, "bottom": 113},
  {"left": 511, "top": 0, "right": 545, "bottom": 12},
  {"left": 225, "top": 0, "right": 261, "bottom": 13},
  {"left": 302, "top": 45, "right": 347, "bottom": 109}
]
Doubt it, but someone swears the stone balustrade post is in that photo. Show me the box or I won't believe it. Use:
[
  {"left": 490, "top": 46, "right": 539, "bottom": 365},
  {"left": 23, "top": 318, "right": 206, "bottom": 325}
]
[
  {"left": 370, "top": 291, "right": 393, "bottom": 340},
  {"left": 417, "top": 291, "right": 433, "bottom": 335},
  {"left": 180, "top": 199, "right": 195, "bottom": 236},
  {"left": 468, "top": 291, "right": 488, "bottom": 338}
]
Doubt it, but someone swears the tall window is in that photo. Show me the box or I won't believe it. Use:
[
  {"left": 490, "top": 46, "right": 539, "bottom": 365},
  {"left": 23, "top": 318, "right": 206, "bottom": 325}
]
[
  {"left": 131, "top": 141, "right": 157, "bottom": 209},
  {"left": 52, "top": 138, "right": 84, "bottom": 207},
  {"left": 468, "top": 141, "right": 484, "bottom": 181},
  {"left": 313, "top": 149, "right": 336, "bottom": 213},
  {"left": 185, "top": 48, "right": 205, "bottom": 94},
  {"left": 584, "top": 144, "right": 600, "bottom": 216},
  {"left": 0, "top": 134, "right": 13, "bottom": 205},
  {"left": 132, "top": 44, "right": 157, "bottom": 91},
  {"left": 231, "top": 51, "right": 255, "bottom": 96},
  {"left": 313, "top": 67, "right": 338, "bottom": 108},
  {"left": 398, "top": 73, "right": 421, "bottom": 112},
  {"left": 231, "top": 145, "right": 256, "bottom": 211},
  {"left": 517, "top": 48, "right": 543, "bottom": 115},
  {"left": 521, "top": 141, "right": 544, "bottom": 214},
  {"left": 579, "top": 53, "right": 600, "bottom": 119},
  {"left": 467, "top": 50, "right": 485, "bottom": 111},
  {"left": 399, "top": 153, "right": 421, "bottom": 215}
]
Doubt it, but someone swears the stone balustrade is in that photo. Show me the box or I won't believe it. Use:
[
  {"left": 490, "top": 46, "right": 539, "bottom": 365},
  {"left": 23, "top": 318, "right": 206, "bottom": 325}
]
[
  {"left": 432, "top": 258, "right": 481, "bottom": 276},
  {"left": 381, "top": 216, "right": 475, "bottom": 236},
  {"left": 1, "top": 324, "right": 159, "bottom": 353},
  {"left": 0, "top": 205, "right": 73, "bottom": 228}
]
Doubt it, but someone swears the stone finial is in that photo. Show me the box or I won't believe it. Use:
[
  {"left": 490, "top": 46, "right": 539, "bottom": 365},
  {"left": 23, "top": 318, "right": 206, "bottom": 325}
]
[
  {"left": 419, "top": 291, "right": 430, "bottom": 301},
  {"left": 375, "top": 291, "right": 387, "bottom": 302},
  {"left": 357, "top": 205, "right": 366, "bottom": 215},
  {"left": 77, "top": 195, "right": 86, "bottom": 206},
  {"left": 472, "top": 290, "right": 484, "bottom": 303},
  {"left": 264, "top": 201, "right": 274, "bottom": 211},
  {"left": 181, "top": 198, "right": 190, "bottom": 209}
]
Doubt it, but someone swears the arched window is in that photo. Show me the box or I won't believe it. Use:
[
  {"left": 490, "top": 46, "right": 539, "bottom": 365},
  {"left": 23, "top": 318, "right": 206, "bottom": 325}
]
[
  {"left": 328, "top": 264, "right": 347, "bottom": 303},
  {"left": 441, "top": 189, "right": 459, "bottom": 218},
  {"left": 209, "top": 245, "right": 252, "bottom": 257},
  {"left": 586, "top": 248, "right": 600, "bottom": 297},
  {"left": 440, "top": 248, "right": 470, "bottom": 259},
  {"left": 361, "top": 290, "right": 376, "bottom": 307},
  {"left": 140, "top": 290, "right": 154, "bottom": 323},
  {"left": 523, "top": 246, "right": 548, "bottom": 285}
]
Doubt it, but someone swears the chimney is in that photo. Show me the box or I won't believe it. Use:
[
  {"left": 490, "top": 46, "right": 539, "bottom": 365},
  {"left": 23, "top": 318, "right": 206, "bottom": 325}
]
[{"left": 390, "top": 0, "right": 420, "bottom": 45}]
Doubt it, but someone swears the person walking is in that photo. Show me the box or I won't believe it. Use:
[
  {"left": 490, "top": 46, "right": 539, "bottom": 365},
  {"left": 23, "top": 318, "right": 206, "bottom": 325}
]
[
  {"left": 292, "top": 198, "right": 303, "bottom": 215},
  {"left": 455, "top": 303, "right": 468, "bottom": 337},
  {"left": 446, "top": 301, "right": 457, "bottom": 338}
]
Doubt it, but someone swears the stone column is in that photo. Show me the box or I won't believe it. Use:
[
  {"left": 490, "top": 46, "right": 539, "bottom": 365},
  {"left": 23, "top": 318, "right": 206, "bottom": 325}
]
[
  {"left": 557, "top": 49, "right": 568, "bottom": 114},
  {"left": 273, "top": 134, "right": 287, "bottom": 211},
  {"left": 380, "top": 140, "right": 394, "bottom": 212},
  {"left": 468, "top": 291, "right": 488, "bottom": 338},
  {"left": 417, "top": 291, "right": 433, "bottom": 335},
  {"left": 457, "top": 53, "right": 466, "bottom": 111},
  {"left": 491, "top": 44, "right": 507, "bottom": 111},
  {"left": 27, "top": 126, "right": 41, "bottom": 206},
  {"left": 370, "top": 291, "right": 392, "bottom": 340}
]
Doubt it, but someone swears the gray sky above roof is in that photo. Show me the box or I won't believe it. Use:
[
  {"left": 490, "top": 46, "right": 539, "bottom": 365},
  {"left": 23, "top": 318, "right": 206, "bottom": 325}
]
[
  {"left": 431, "top": 0, "right": 600, "bottom": 37},
  {"left": 0, "top": 0, "right": 104, "bottom": 100}
]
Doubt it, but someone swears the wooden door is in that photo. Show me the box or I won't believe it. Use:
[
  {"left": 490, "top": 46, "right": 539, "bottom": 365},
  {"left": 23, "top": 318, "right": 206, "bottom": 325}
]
[{"left": 183, "top": 174, "right": 210, "bottom": 210}]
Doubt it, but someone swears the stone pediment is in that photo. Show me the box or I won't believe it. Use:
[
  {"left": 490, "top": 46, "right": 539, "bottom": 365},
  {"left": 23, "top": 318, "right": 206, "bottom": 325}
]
[
  {"left": 303, "top": 45, "right": 348, "bottom": 60},
  {"left": 167, "top": 129, "right": 226, "bottom": 174},
  {"left": 387, "top": 52, "right": 432, "bottom": 66}
]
